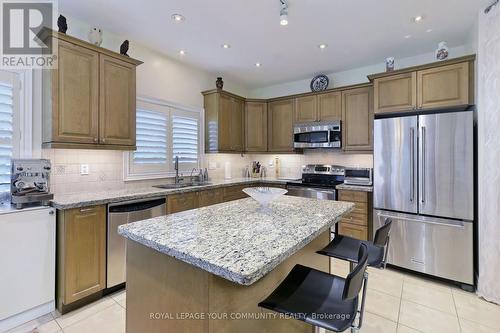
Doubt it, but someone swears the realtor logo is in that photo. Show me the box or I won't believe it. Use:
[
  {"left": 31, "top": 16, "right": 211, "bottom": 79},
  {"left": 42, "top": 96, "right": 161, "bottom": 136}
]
[{"left": 1, "top": 0, "right": 57, "bottom": 68}]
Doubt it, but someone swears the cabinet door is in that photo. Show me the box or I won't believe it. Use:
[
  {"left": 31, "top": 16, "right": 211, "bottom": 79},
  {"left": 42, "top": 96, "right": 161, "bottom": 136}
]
[
  {"left": 318, "top": 91, "right": 342, "bottom": 121},
  {"left": 417, "top": 62, "right": 470, "bottom": 110},
  {"left": 245, "top": 101, "right": 268, "bottom": 152},
  {"left": 167, "top": 192, "right": 199, "bottom": 214},
  {"left": 198, "top": 189, "right": 224, "bottom": 207},
  {"left": 63, "top": 206, "right": 106, "bottom": 304},
  {"left": 294, "top": 95, "right": 318, "bottom": 123},
  {"left": 230, "top": 98, "right": 245, "bottom": 151},
  {"left": 222, "top": 185, "right": 249, "bottom": 202},
  {"left": 342, "top": 87, "right": 374, "bottom": 151},
  {"left": 268, "top": 99, "right": 294, "bottom": 152},
  {"left": 218, "top": 94, "right": 232, "bottom": 151},
  {"left": 99, "top": 55, "right": 136, "bottom": 146},
  {"left": 374, "top": 72, "right": 417, "bottom": 114},
  {"left": 53, "top": 40, "right": 99, "bottom": 144}
]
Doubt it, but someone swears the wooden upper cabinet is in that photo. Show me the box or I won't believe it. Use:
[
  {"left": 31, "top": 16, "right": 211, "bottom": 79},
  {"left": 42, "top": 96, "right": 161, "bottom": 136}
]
[
  {"left": 203, "top": 91, "right": 244, "bottom": 153},
  {"left": 318, "top": 91, "right": 342, "bottom": 121},
  {"left": 295, "top": 95, "right": 318, "bottom": 123},
  {"left": 230, "top": 98, "right": 245, "bottom": 151},
  {"left": 374, "top": 72, "right": 416, "bottom": 114},
  {"left": 99, "top": 55, "right": 136, "bottom": 146},
  {"left": 268, "top": 99, "right": 294, "bottom": 152},
  {"left": 342, "top": 86, "right": 373, "bottom": 151},
  {"left": 49, "top": 39, "right": 99, "bottom": 144},
  {"left": 245, "top": 101, "right": 268, "bottom": 152},
  {"left": 58, "top": 206, "right": 106, "bottom": 307},
  {"left": 41, "top": 29, "right": 142, "bottom": 150},
  {"left": 417, "top": 62, "right": 470, "bottom": 110},
  {"left": 371, "top": 57, "right": 474, "bottom": 114}
]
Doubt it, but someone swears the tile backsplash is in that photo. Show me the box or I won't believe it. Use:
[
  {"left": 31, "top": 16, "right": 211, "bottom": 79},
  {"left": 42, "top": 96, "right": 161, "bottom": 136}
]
[{"left": 43, "top": 149, "right": 372, "bottom": 195}]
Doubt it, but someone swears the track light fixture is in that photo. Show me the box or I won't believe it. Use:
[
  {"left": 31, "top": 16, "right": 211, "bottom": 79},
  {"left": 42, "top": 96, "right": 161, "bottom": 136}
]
[{"left": 280, "top": 0, "right": 289, "bottom": 26}]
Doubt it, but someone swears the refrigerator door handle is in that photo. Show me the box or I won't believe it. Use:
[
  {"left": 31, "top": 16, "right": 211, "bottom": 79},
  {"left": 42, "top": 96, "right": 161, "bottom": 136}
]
[
  {"left": 410, "top": 127, "right": 415, "bottom": 203},
  {"left": 421, "top": 126, "right": 426, "bottom": 204},
  {"left": 376, "top": 212, "right": 466, "bottom": 229}
]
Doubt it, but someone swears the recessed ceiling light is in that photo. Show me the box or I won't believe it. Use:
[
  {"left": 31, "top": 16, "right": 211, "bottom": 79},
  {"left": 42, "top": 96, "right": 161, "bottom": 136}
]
[
  {"left": 404, "top": 35, "right": 412, "bottom": 39},
  {"left": 413, "top": 15, "right": 423, "bottom": 23},
  {"left": 318, "top": 44, "right": 328, "bottom": 49},
  {"left": 171, "top": 14, "right": 185, "bottom": 22},
  {"left": 179, "top": 50, "right": 186, "bottom": 55},
  {"left": 222, "top": 44, "right": 231, "bottom": 49},
  {"left": 426, "top": 28, "right": 433, "bottom": 33},
  {"left": 255, "top": 62, "right": 261, "bottom": 67}
]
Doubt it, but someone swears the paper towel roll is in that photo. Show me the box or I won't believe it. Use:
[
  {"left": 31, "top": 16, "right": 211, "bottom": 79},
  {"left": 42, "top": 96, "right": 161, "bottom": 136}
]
[{"left": 224, "top": 161, "right": 232, "bottom": 179}]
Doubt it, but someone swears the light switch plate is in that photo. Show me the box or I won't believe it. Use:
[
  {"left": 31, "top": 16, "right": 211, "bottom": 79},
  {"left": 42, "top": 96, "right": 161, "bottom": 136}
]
[{"left": 80, "top": 164, "right": 89, "bottom": 175}]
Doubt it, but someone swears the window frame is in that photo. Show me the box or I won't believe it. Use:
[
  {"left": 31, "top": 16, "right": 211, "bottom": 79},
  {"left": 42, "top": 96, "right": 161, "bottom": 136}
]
[{"left": 124, "top": 96, "right": 204, "bottom": 181}]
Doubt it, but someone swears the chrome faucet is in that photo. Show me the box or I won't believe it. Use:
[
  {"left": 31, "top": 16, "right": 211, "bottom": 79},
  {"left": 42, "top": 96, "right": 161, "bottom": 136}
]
[{"left": 174, "top": 156, "right": 182, "bottom": 184}]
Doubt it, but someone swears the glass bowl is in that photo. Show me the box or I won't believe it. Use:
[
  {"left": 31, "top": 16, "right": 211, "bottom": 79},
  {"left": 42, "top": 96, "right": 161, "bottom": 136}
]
[{"left": 242, "top": 187, "right": 288, "bottom": 213}]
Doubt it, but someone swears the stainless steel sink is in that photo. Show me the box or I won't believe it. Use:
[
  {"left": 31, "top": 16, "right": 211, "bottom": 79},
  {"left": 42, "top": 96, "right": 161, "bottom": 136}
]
[
  {"left": 153, "top": 183, "right": 193, "bottom": 189},
  {"left": 153, "top": 182, "right": 212, "bottom": 189}
]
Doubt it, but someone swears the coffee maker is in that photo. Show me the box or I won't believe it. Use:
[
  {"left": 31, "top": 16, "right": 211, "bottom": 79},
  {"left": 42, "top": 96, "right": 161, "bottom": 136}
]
[{"left": 10, "top": 159, "right": 54, "bottom": 209}]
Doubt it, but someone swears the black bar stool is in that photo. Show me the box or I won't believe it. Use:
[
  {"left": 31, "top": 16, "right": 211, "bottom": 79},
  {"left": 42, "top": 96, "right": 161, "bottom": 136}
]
[
  {"left": 258, "top": 244, "right": 369, "bottom": 332},
  {"left": 318, "top": 218, "right": 392, "bottom": 269}
]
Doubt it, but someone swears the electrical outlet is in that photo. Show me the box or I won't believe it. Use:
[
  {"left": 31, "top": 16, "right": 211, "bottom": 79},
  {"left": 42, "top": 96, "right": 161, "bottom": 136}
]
[
  {"left": 208, "top": 161, "right": 217, "bottom": 170},
  {"left": 80, "top": 164, "right": 89, "bottom": 175}
]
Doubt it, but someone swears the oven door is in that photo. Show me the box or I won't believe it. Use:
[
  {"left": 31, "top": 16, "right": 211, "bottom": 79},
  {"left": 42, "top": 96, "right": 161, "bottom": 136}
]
[{"left": 287, "top": 185, "right": 336, "bottom": 200}]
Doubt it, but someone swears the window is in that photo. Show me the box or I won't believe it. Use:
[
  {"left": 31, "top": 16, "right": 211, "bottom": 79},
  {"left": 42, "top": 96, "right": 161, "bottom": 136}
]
[
  {"left": 124, "top": 97, "right": 203, "bottom": 180},
  {"left": 0, "top": 71, "right": 21, "bottom": 195}
]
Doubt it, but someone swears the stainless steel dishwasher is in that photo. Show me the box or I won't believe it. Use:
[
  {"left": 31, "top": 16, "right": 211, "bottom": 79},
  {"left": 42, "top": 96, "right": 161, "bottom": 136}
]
[{"left": 107, "top": 197, "right": 166, "bottom": 288}]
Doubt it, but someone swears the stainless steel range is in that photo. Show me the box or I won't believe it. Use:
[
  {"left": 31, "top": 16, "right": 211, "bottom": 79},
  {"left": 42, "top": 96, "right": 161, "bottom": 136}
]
[{"left": 287, "top": 164, "right": 345, "bottom": 201}]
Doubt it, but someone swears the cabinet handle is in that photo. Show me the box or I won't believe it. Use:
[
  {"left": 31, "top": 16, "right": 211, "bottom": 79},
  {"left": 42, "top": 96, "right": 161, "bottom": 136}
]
[
  {"left": 94, "top": 137, "right": 98, "bottom": 143},
  {"left": 49, "top": 210, "right": 55, "bottom": 215},
  {"left": 79, "top": 208, "right": 95, "bottom": 214},
  {"left": 102, "top": 138, "right": 106, "bottom": 143}
]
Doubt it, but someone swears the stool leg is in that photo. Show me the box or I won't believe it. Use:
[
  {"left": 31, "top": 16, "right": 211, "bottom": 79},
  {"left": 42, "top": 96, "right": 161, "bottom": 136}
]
[{"left": 349, "top": 261, "right": 355, "bottom": 273}]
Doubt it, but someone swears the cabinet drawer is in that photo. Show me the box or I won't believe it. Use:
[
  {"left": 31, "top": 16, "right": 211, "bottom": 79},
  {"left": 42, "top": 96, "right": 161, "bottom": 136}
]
[
  {"left": 339, "top": 222, "right": 368, "bottom": 241},
  {"left": 167, "top": 192, "right": 199, "bottom": 214},
  {"left": 198, "top": 189, "right": 224, "bottom": 207},
  {"left": 338, "top": 190, "right": 368, "bottom": 203},
  {"left": 342, "top": 212, "right": 368, "bottom": 226},
  {"left": 223, "top": 185, "right": 249, "bottom": 202},
  {"left": 352, "top": 202, "right": 368, "bottom": 215}
]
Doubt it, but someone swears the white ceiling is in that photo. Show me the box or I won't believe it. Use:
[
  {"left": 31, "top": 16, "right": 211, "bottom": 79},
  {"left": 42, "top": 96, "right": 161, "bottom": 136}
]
[{"left": 59, "top": 0, "right": 488, "bottom": 89}]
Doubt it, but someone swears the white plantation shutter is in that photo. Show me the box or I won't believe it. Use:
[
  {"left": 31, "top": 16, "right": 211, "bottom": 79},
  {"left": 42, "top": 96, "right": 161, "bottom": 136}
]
[
  {"left": 0, "top": 73, "right": 16, "bottom": 194},
  {"left": 125, "top": 98, "right": 202, "bottom": 180},
  {"left": 172, "top": 115, "right": 198, "bottom": 167},
  {"left": 134, "top": 109, "right": 168, "bottom": 164}
]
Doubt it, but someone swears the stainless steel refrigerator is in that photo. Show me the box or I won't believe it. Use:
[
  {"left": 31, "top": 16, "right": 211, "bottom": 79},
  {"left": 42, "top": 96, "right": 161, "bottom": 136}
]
[{"left": 373, "top": 110, "right": 474, "bottom": 288}]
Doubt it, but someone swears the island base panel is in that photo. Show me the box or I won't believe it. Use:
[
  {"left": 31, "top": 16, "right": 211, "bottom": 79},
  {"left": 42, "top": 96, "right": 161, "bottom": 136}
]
[{"left": 125, "top": 232, "right": 330, "bottom": 333}]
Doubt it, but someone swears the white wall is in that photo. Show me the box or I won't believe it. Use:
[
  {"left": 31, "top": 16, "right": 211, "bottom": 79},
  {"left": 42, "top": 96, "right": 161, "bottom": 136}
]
[
  {"left": 477, "top": 6, "right": 500, "bottom": 305},
  {"left": 248, "top": 45, "right": 471, "bottom": 99},
  {"left": 60, "top": 15, "right": 249, "bottom": 107}
]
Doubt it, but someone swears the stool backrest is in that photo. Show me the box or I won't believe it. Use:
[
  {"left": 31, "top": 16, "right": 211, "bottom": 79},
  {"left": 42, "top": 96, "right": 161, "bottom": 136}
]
[
  {"left": 342, "top": 243, "right": 368, "bottom": 301},
  {"left": 374, "top": 218, "right": 392, "bottom": 247}
]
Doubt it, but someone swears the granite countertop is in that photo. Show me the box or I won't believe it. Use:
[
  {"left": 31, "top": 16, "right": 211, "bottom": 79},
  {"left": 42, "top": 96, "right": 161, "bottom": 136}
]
[
  {"left": 118, "top": 196, "right": 354, "bottom": 286},
  {"left": 50, "top": 178, "right": 291, "bottom": 209},
  {"left": 336, "top": 184, "right": 373, "bottom": 192}
]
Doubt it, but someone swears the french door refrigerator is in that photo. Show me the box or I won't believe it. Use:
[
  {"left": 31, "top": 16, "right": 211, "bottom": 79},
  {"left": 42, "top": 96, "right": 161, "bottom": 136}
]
[{"left": 373, "top": 110, "right": 474, "bottom": 288}]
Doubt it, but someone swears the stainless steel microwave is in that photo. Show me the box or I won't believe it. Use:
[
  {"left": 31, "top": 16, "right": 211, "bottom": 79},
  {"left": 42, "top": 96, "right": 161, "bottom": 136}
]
[{"left": 293, "top": 121, "right": 341, "bottom": 149}]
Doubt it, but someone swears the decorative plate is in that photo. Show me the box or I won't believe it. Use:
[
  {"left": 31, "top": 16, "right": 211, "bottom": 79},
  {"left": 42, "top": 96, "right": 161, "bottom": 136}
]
[{"left": 310, "top": 74, "right": 329, "bottom": 92}]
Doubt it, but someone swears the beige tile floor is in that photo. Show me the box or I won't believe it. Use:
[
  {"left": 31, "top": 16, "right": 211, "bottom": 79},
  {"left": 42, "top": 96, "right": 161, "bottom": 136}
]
[{"left": 7, "top": 260, "right": 500, "bottom": 333}]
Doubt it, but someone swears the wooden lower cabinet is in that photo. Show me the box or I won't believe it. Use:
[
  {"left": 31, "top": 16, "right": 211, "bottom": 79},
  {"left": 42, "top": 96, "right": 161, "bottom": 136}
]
[
  {"left": 223, "top": 185, "right": 250, "bottom": 202},
  {"left": 198, "top": 188, "right": 224, "bottom": 207},
  {"left": 167, "top": 192, "right": 199, "bottom": 214},
  {"left": 57, "top": 205, "right": 106, "bottom": 311},
  {"left": 337, "top": 190, "right": 372, "bottom": 241}
]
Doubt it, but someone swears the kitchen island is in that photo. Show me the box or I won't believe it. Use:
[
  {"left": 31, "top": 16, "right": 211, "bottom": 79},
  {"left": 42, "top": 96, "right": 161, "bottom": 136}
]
[{"left": 119, "top": 195, "right": 354, "bottom": 333}]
